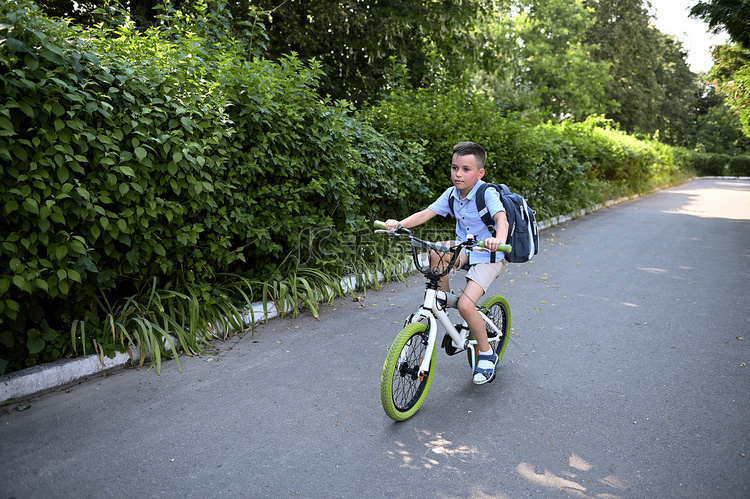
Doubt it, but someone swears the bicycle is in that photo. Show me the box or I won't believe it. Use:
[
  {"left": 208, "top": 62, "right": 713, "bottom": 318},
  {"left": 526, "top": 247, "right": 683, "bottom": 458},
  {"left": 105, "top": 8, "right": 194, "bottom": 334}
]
[{"left": 374, "top": 221, "right": 513, "bottom": 421}]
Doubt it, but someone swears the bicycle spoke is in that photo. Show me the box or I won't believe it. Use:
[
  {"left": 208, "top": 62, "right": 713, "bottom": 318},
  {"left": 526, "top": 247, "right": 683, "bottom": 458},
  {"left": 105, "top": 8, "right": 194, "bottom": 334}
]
[{"left": 391, "top": 335, "right": 427, "bottom": 409}]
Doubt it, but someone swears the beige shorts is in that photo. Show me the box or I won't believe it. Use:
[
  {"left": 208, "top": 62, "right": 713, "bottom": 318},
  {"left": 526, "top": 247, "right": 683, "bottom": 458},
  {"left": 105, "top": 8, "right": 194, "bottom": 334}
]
[{"left": 456, "top": 249, "right": 505, "bottom": 293}]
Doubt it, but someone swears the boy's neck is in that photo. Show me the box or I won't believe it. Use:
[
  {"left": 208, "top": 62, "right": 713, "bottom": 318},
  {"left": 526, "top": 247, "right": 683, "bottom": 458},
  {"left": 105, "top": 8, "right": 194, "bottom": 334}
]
[{"left": 457, "top": 180, "right": 480, "bottom": 199}]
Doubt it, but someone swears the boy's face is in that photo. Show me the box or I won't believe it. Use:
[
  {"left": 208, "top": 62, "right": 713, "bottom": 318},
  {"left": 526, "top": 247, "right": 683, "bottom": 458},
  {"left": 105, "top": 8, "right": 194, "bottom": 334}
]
[{"left": 451, "top": 153, "right": 484, "bottom": 195}]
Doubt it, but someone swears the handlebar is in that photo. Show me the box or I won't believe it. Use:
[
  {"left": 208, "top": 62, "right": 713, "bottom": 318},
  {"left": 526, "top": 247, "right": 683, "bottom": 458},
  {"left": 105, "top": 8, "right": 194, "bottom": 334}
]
[{"left": 373, "top": 220, "right": 512, "bottom": 255}]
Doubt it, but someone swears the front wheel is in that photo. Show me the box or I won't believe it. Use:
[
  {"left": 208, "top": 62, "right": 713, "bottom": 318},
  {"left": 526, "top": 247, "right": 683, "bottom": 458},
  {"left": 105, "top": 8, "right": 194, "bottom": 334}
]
[
  {"left": 467, "top": 294, "right": 512, "bottom": 368},
  {"left": 380, "top": 322, "right": 436, "bottom": 421}
]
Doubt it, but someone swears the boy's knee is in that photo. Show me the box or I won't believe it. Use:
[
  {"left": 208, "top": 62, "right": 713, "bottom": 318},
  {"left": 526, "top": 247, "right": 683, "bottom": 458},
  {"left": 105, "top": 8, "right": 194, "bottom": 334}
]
[{"left": 457, "top": 296, "right": 475, "bottom": 316}]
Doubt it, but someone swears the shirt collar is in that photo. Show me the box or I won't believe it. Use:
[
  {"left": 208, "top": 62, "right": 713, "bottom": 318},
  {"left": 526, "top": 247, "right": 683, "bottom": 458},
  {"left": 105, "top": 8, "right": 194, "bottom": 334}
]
[{"left": 452, "top": 180, "right": 485, "bottom": 201}]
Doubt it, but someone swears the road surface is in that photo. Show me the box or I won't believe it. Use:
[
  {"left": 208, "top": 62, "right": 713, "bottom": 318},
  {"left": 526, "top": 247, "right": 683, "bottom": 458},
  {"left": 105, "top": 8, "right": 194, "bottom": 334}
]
[{"left": 1, "top": 178, "right": 749, "bottom": 498}]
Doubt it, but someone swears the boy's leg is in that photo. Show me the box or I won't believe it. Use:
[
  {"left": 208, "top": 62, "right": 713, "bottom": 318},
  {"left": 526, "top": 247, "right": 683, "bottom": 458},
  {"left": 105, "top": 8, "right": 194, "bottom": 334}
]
[
  {"left": 457, "top": 280, "right": 490, "bottom": 352},
  {"left": 458, "top": 260, "right": 504, "bottom": 352},
  {"left": 460, "top": 279, "right": 501, "bottom": 385},
  {"left": 459, "top": 261, "right": 506, "bottom": 383}
]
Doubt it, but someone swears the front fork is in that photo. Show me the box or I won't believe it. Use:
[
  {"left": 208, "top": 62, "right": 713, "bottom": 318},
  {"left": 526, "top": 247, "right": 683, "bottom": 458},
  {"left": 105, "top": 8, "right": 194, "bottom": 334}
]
[{"left": 407, "top": 289, "right": 469, "bottom": 376}]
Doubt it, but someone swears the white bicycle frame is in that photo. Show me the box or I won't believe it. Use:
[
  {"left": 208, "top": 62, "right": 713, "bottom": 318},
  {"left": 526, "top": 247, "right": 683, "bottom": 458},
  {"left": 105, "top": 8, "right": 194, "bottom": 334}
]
[{"left": 407, "top": 287, "right": 503, "bottom": 376}]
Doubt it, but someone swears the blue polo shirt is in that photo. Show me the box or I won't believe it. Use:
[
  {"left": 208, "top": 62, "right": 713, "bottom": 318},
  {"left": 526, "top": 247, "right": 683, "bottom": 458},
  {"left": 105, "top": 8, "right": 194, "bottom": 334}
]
[{"left": 428, "top": 180, "right": 505, "bottom": 264}]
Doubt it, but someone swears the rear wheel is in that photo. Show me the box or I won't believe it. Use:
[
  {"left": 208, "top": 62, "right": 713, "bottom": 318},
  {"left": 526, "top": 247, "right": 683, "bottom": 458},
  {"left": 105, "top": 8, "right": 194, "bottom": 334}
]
[
  {"left": 467, "top": 294, "right": 511, "bottom": 368},
  {"left": 380, "top": 322, "right": 436, "bottom": 421}
]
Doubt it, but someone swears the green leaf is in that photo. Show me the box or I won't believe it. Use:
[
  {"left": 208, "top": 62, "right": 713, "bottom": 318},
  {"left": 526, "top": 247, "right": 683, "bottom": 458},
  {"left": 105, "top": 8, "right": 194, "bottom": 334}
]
[
  {"left": 135, "top": 147, "right": 147, "bottom": 162},
  {"left": 27, "top": 336, "right": 45, "bottom": 355},
  {"left": 12, "top": 275, "right": 31, "bottom": 293},
  {"left": 34, "top": 279, "right": 48, "bottom": 292},
  {"left": 118, "top": 166, "right": 135, "bottom": 177},
  {"left": 22, "top": 198, "right": 39, "bottom": 214},
  {"left": 0, "top": 116, "right": 13, "bottom": 131},
  {"left": 89, "top": 225, "right": 101, "bottom": 242},
  {"left": 0, "top": 328, "right": 15, "bottom": 347},
  {"left": 55, "top": 246, "right": 67, "bottom": 261},
  {"left": 75, "top": 256, "right": 98, "bottom": 273},
  {"left": 18, "top": 101, "right": 34, "bottom": 118}
]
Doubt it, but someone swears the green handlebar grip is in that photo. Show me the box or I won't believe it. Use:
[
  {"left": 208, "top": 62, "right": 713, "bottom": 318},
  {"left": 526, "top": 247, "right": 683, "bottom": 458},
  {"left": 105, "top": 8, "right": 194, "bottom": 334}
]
[
  {"left": 373, "top": 220, "right": 387, "bottom": 230},
  {"left": 478, "top": 241, "right": 512, "bottom": 254}
]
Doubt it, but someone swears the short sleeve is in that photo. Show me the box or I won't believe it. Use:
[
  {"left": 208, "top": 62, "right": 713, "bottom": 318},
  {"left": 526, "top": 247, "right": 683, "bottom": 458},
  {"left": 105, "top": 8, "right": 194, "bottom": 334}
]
[
  {"left": 485, "top": 186, "right": 505, "bottom": 216},
  {"left": 428, "top": 187, "right": 455, "bottom": 217}
]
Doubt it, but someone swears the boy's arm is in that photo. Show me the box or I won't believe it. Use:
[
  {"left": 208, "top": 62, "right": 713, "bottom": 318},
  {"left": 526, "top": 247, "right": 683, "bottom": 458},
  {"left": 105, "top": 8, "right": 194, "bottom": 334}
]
[
  {"left": 385, "top": 208, "right": 437, "bottom": 230},
  {"left": 483, "top": 210, "right": 509, "bottom": 250},
  {"left": 494, "top": 210, "right": 509, "bottom": 242}
]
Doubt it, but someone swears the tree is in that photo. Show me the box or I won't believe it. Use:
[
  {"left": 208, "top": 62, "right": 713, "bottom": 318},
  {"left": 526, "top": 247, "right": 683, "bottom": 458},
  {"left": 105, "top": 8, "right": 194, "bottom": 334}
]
[
  {"left": 691, "top": 0, "right": 750, "bottom": 137},
  {"left": 585, "top": 0, "right": 664, "bottom": 135},
  {"left": 652, "top": 31, "right": 701, "bottom": 147},
  {"left": 472, "top": 0, "right": 614, "bottom": 122},
  {"left": 37, "top": 0, "right": 163, "bottom": 26},
  {"left": 690, "top": 0, "right": 750, "bottom": 49},
  {"left": 514, "top": 0, "right": 614, "bottom": 120},
  {"left": 249, "top": 0, "right": 487, "bottom": 105}
]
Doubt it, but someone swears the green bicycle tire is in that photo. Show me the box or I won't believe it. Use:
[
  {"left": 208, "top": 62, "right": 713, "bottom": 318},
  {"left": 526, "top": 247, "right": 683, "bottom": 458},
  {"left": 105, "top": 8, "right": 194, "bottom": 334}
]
[
  {"left": 380, "top": 321, "right": 437, "bottom": 422},
  {"left": 466, "top": 294, "right": 512, "bottom": 368}
]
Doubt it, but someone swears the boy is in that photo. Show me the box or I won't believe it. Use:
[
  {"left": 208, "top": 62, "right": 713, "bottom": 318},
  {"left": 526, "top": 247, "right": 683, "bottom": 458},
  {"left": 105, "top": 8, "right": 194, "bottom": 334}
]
[{"left": 384, "top": 141, "right": 509, "bottom": 385}]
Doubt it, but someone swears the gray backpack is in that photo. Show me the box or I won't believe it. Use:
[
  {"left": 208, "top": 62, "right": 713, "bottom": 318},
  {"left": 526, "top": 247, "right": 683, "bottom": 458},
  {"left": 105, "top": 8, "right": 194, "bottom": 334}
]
[{"left": 448, "top": 183, "right": 538, "bottom": 263}]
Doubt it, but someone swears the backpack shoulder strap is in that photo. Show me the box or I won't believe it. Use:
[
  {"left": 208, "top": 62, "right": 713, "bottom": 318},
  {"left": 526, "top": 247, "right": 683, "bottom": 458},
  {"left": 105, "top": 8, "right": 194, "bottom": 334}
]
[
  {"left": 475, "top": 183, "right": 500, "bottom": 263},
  {"left": 475, "top": 183, "right": 497, "bottom": 237},
  {"left": 448, "top": 187, "right": 457, "bottom": 217}
]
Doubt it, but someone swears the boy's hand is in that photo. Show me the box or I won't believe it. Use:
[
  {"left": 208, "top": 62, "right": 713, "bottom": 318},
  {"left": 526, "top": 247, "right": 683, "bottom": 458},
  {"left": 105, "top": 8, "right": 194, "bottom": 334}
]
[
  {"left": 483, "top": 237, "right": 504, "bottom": 252},
  {"left": 384, "top": 219, "right": 401, "bottom": 231}
]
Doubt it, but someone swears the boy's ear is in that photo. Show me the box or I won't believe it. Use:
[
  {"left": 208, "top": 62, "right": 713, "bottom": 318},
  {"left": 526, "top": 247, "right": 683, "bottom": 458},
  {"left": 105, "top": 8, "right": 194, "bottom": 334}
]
[{"left": 478, "top": 167, "right": 485, "bottom": 178}]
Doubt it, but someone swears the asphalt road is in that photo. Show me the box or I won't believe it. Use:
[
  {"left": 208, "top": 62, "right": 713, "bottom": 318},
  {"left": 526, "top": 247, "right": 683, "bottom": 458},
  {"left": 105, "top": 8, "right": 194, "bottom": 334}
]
[{"left": 1, "top": 178, "right": 749, "bottom": 499}]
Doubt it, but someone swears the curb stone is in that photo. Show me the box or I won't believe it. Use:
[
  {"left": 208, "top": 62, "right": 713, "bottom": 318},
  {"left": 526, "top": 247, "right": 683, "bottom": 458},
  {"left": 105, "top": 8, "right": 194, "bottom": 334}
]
[
  {"left": 0, "top": 265, "right": 405, "bottom": 402},
  {"left": 9, "top": 179, "right": 742, "bottom": 401}
]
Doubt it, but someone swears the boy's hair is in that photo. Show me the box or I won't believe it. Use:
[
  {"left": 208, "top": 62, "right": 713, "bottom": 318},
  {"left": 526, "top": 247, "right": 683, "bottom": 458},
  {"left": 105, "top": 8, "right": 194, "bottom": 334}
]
[{"left": 452, "top": 142, "right": 487, "bottom": 169}]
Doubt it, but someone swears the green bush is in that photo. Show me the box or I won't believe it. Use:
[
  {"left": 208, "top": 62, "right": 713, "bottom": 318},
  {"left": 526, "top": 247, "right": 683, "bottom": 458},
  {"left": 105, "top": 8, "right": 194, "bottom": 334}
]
[
  {"left": 359, "top": 86, "right": 542, "bottom": 204},
  {"left": 361, "top": 89, "right": 689, "bottom": 221},
  {"left": 685, "top": 152, "right": 732, "bottom": 176},
  {"left": 729, "top": 155, "right": 750, "bottom": 176},
  {"left": 0, "top": 1, "right": 426, "bottom": 374}
]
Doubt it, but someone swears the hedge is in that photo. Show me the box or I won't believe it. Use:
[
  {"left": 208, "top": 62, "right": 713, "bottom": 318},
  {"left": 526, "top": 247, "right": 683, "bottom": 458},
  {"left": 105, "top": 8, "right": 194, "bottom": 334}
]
[
  {"left": 359, "top": 88, "right": 690, "bottom": 221},
  {"left": 0, "top": 1, "right": 428, "bottom": 373}
]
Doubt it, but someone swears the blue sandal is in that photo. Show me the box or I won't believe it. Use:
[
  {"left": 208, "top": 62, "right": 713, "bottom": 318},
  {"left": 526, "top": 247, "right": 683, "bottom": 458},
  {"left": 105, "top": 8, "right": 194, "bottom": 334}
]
[{"left": 473, "top": 351, "right": 499, "bottom": 385}]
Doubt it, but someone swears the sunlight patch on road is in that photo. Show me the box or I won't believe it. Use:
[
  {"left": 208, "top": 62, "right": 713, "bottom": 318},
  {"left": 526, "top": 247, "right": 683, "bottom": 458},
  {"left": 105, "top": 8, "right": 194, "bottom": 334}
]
[
  {"left": 637, "top": 267, "right": 668, "bottom": 274},
  {"left": 664, "top": 186, "right": 750, "bottom": 221},
  {"left": 569, "top": 452, "right": 593, "bottom": 471},
  {"left": 516, "top": 462, "right": 589, "bottom": 496},
  {"left": 515, "top": 453, "right": 628, "bottom": 498},
  {"left": 387, "top": 431, "right": 487, "bottom": 471}
]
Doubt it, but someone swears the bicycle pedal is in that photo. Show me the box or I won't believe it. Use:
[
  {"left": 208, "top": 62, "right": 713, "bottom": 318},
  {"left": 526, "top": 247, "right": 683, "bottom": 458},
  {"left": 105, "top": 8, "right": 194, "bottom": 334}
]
[{"left": 441, "top": 334, "right": 464, "bottom": 356}]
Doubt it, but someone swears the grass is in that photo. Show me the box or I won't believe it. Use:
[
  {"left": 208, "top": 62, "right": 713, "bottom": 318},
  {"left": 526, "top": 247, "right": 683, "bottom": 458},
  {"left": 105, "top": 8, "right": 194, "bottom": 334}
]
[{"left": 64, "top": 231, "right": 414, "bottom": 374}]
